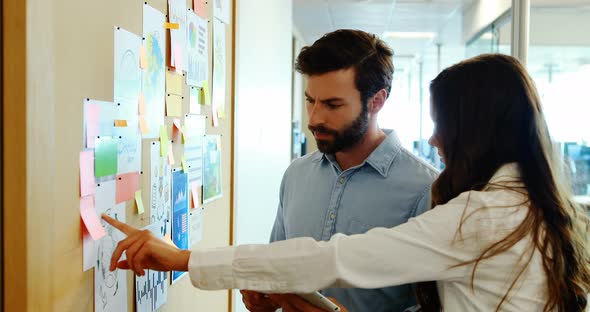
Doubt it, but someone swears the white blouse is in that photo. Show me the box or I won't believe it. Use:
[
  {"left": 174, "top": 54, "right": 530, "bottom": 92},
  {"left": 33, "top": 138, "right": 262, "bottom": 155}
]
[{"left": 188, "top": 164, "right": 550, "bottom": 311}]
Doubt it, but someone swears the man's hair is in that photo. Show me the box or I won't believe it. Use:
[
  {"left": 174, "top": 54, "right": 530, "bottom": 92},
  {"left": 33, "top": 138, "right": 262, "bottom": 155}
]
[{"left": 295, "top": 29, "right": 394, "bottom": 106}]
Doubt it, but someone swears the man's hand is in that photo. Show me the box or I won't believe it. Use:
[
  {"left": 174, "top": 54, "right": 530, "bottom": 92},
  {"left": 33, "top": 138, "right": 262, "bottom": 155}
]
[
  {"left": 102, "top": 214, "right": 191, "bottom": 276},
  {"left": 240, "top": 290, "right": 280, "bottom": 312},
  {"left": 269, "top": 294, "right": 348, "bottom": 312}
]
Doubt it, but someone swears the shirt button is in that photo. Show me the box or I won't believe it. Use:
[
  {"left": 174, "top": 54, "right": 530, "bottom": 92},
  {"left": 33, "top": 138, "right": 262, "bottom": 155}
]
[
  {"left": 330, "top": 213, "right": 335, "bottom": 219},
  {"left": 338, "top": 177, "right": 345, "bottom": 184}
]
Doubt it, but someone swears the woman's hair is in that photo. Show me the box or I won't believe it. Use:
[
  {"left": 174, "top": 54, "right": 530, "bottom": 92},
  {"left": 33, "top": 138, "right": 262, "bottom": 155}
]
[{"left": 415, "top": 54, "right": 590, "bottom": 311}]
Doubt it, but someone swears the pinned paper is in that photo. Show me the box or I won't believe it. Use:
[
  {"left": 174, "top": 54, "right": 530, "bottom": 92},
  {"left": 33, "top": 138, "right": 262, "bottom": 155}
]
[
  {"left": 181, "top": 154, "right": 188, "bottom": 172},
  {"left": 86, "top": 103, "right": 100, "bottom": 148},
  {"left": 201, "top": 80, "right": 211, "bottom": 105},
  {"left": 166, "top": 71, "right": 183, "bottom": 96},
  {"left": 212, "top": 107, "right": 219, "bottom": 127},
  {"left": 139, "top": 116, "right": 149, "bottom": 134},
  {"left": 166, "top": 94, "right": 182, "bottom": 117},
  {"left": 191, "top": 181, "right": 200, "bottom": 208},
  {"left": 135, "top": 190, "right": 145, "bottom": 214},
  {"left": 116, "top": 172, "right": 140, "bottom": 204},
  {"left": 189, "top": 87, "right": 201, "bottom": 114},
  {"left": 194, "top": 0, "right": 207, "bottom": 19},
  {"left": 80, "top": 151, "right": 95, "bottom": 197},
  {"left": 138, "top": 93, "right": 146, "bottom": 115},
  {"left": 160, "top": 125, "right": 169, "bottom": 156},
  {"left": 80, "top": 196, "right": 106, "bottom": 240},
  {"left": 168, "top": 144, "right": 175, "bottom": 165},
  {"left": 140, "top": 45, "right": 148, "bottom": 69},
  {"left": 114, "top": 120, "right": 128, "bottom": 127},
  {"left": 164, "top": 22, "right": 180, "bottom": 29},
  {"left": 174, "top": 43, "right": 183, "bottom": 74},
  {"left": 94, "top": 136, "right": 118, "bottom": 178}
]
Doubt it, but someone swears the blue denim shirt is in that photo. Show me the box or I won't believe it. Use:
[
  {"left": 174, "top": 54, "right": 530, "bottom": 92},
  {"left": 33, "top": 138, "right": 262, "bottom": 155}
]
[{"left": 270, "top": 130, "right": 439, "bottom": 312}]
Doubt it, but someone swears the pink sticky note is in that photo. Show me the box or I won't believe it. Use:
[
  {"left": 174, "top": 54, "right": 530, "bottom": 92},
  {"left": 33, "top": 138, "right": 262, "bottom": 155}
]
[
  {"left": 86, "top": 103, "right": 100, "bottom": 148},
  {"left": 173, "top": 118, "right": 183, "bottom": 139},
  {"left": 194, "top": 0, "right": 207, "bottom": 18},
  {"left": 116, "top": 172, "right": 140, "bottom": 204},
  {"left": 174, "top": 43, "right": 183, "bottom": 74},
  {"left": 168, "top": 144, "right": 175, "bottom": 165},
  {"left": 191, "top": 182, "right": 200, "bottom": 208},
  {"left": 80, "top": 196, "right": 106, "bottom": 240},
  {"left": 80, "top": 151, "right": 95, "bottom": 197},
  {"left": 139, "top": 116, "right": 149, "bottom": 134}
]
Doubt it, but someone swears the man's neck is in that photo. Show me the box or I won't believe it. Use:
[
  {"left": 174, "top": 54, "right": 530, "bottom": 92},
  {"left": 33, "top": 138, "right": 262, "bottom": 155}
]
[{"left": 334, "top": 127, "right": 387, "bottom": 171}]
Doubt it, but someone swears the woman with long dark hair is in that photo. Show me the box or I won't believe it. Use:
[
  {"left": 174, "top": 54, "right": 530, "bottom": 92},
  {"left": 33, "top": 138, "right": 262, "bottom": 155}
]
[{"left": 104, "top": 54, "right": 590, "bottom": 311}]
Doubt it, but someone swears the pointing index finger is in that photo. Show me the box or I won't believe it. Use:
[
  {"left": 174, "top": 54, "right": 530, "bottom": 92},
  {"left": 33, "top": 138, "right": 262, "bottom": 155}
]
[{"left": 101, "top": 213, "right": 138, "bottom": 236}]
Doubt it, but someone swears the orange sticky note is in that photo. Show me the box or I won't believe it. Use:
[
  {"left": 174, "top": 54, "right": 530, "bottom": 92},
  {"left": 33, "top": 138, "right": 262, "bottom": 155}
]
[
  {"left": 138, "top": 93, "right": 146, "bottom": 115},
  {"left": 164, "top": 22, "right": 180, "bottom": 29},
  {"left": 181, "top": 154, "right": 188, "bottom": 172},
  {"left": 191, "top": 181, "right": 200, "bottom": 208},
  {"left": 139, "top": 116, "right": 149, "bottom": 134},
  {"left": 174, "top": 43, "right": 183, "bottom": 74},
  {"left": 135, "top": 190, "right": 145, "bottom": 214},
  {"left": 116, "top": 172, "right": 140, "bottom": 204},
  {"left": 160, "top": 125, "right": 169, "bottom": 156},
  {"left": 166, "top": 94, "right": 182, "bottom": 117},
  {"left": 194, "top": 0, "right": 206, "bottom": 19},
  {"left": 140, "top": 45, "right": 148, "bottom": 69},
  {"left": 80, "top": 196, "right": 106, "bottom": 240},
  {"left": 114, "top": 120, "right": 128, "bottom": 127},
  {"left": 80, "top": 151, "right": 95, "bottom": 197},
  {"left": 168, "top": 144, "right": 175, "bottom": 165}
]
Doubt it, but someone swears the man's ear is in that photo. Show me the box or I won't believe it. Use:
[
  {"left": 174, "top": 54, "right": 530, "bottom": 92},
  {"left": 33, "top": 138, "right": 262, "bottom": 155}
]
[{"left": 368, "top": 89, "right": 388, "bottom": 114}]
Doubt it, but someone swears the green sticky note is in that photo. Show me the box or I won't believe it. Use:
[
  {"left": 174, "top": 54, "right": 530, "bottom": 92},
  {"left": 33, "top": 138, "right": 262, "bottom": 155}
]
[
  {"left": 94, "top": 136, "right": 118, "bottom": 178},
  {"left": 202, "top": 80, "right": 211, "bottom": 106},
  {"left": 181, "top": 154, "right": 188, "bottom": 172},
  {"left": 135, "top": 190, "right": 145, "bottom": 214},
  {"left": 160, "top": 125, "right": 169, "bottom": 157}
]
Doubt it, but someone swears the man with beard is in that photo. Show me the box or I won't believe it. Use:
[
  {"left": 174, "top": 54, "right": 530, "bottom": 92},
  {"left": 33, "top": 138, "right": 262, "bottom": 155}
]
[{"left": 241, "top": 29, "right": 438, "bottom": 312}]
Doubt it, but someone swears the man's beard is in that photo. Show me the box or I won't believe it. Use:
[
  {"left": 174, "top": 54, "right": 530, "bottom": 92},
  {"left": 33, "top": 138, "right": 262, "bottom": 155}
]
[{"left": 309, "top": 109, "right": 369, "bottom": 154}]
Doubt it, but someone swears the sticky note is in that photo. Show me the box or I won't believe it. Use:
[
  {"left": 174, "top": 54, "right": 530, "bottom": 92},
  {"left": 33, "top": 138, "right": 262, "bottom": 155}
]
[
  {"left": 86, "top": 103, "right": 100, "bottom": 148},
  {"left": 194, "top": 0, "right": 207, "bottom": 19},
  {"left": 135, "top": 190, "right": 145, "bottom": 214},
  {"left": 174, "top": 43, "right": 183, "bottom": 74},
  {"left": 80, "top": 196, "right": 106, "bottom": 240},
  {"left": 168, "top": 144, "right": 175, "bottom": 165},
  {"left": 140, "top": 45, "right": 148, "bottom": 69},
  {"left": 166, "top": 94, "right": 182, "bottom": 117},
  {"left": 94, "top": 136, "right": 118, "bottom": 178},
  {"left": 191, "top": 182, "right": 200, "bottom": 208},
  {"left": 160, "top": 125, "right": 169, "bottom": 156},
  {"left": 181, "top": 125, "right": 188, "bottom": 144},
  {"left": 181, "top": 154, "right": 188, "bottom": 172},
  {"left": 173, "top": 118, "right": 183, "bottom": 135},
  {"left": 217, "top": 106, "right": 226, "bottom": 119},
  {"left": 139, "top": 116, "right": 149, "bottom": 134},
  {"left": 212, "top": 107, "right": 219, "bottom": 127},
  {"left": 202, "top": 80, "right": 211, "bottom": 105},
  {"left": 114, "top": 120, "right": 128, "bottom": 127},
  {"left": 166, "top": 71, "right": 183, "bottom": 96},
  {"left": 116, "top": 172, "right": 140, "bottom": 204},
  {"left": 164, "top": 22, "right": 180, "bottom": 29},
  {"left": 80, "top": 151, "right": 95, "bottom": 197},
  {"left": 138, "top": 93, "right": 146, "bottom": 115}
]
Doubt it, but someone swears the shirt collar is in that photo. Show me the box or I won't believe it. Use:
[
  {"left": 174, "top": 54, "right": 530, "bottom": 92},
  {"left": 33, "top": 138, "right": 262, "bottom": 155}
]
[{"left": 319, "top": 129, "right": 402, "bottom": 177}]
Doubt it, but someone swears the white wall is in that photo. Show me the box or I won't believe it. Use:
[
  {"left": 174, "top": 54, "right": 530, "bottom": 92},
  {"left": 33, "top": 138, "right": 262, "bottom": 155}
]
[
  {"left": 233, "top": 0, "right": 293, "bottom": 311},
  {"left": 463, "top": 0, "right": 511, "bottom": 41}
]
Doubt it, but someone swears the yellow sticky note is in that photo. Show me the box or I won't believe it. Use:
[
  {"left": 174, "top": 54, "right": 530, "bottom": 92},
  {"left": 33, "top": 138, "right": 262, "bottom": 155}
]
[
  {"left": 139, "top": 93, "right": 146, "bottom": 115},
  {"left": 168, "top": 144, "right": 175, "bottom": 165},
  {"left": 166, "top": 94, "right": 182, "bottom": 117},
  {"left": 140, "top": 45, "right": 147, "bottom": 69},
  {"left": 181, "top": 155, "right": 188, "bottom": 172},
  {"left": 114, "top": 120, "right": 128, "bottom": 127},
  {"left": 135, "top": 190, "right": 145, "bottom": 214},
  {"left": 201, "top": 80, "right": 211, "bottom": 105},
  {"left": 166, "top": 71, "right": 183, "bottom": 96},
  {"left": 164, "top": 22, "right": 180, "bottom": 29},
  {"left": 160, "top": 125, "right": 169, "bottom": 156},
  {"left": 181, "top": 125, "right": 188, "bottom": 144},
  {"left": 139, "top": 116, "right": 149, "bottom": 134}
]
